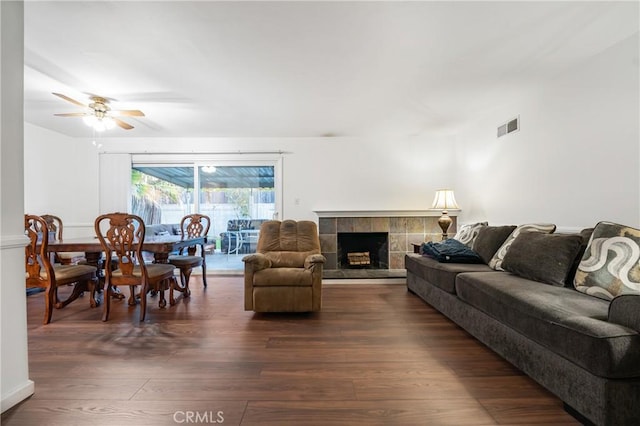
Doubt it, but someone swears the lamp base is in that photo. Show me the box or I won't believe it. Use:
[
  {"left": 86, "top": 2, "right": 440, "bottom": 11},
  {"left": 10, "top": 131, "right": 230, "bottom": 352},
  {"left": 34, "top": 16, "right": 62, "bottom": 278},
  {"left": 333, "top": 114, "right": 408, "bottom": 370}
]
[{"left": 437, "top": 212, "right": 452, "bottom": 241}]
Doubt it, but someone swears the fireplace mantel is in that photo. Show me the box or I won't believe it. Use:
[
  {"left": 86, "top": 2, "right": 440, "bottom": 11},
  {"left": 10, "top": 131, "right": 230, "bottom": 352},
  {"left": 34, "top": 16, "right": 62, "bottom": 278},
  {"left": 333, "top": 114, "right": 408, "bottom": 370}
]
[{"left": 314, "top": 210, "right": 458, "bottom": 218}]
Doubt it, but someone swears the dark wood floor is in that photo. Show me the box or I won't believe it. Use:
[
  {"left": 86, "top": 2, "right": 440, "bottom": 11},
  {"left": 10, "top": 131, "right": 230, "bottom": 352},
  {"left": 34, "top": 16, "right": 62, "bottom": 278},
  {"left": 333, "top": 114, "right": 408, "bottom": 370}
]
[{"left": 2, "top": 277, "right": 579, "bottom": 425}]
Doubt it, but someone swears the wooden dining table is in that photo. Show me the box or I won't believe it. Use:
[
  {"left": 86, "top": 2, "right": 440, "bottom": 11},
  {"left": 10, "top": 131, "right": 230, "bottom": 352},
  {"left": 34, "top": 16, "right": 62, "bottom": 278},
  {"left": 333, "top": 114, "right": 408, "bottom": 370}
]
[{"left": 46, "top": 235, "right": 207, "bottom": 306}]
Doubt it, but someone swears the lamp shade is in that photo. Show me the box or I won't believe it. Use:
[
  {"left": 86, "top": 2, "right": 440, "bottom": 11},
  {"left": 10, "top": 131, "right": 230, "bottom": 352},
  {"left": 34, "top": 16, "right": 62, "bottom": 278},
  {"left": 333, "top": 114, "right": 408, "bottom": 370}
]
[{"left": 431, "top": 189, "right": 460, "bottom": 211}]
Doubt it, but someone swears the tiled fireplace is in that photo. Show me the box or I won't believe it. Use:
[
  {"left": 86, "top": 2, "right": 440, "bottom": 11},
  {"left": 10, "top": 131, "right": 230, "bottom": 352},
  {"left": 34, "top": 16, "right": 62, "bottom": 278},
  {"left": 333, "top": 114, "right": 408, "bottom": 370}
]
[{"left": 316, "top": 210, "right": 457, "bottom": 270}]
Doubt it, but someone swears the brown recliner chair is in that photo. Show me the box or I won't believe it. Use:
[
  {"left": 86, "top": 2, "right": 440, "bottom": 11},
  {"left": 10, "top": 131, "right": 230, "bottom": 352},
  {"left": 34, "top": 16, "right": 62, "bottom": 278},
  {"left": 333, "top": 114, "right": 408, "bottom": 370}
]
[{"left": 243, "top": 220, "right": 325, "bottom": 312}]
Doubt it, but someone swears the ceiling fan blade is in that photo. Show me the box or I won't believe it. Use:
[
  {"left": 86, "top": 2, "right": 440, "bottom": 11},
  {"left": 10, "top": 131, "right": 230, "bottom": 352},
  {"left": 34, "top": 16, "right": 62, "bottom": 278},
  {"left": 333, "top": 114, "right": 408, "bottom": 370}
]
[
  {"left": 113, "top": 118, "right": 134, "bottom": 130},
  {"left": 54, "top": 112, "right": 89, "bottom": 117},
  {"left": 52, "top": 92, "right": 87, "bottom": 108},
  {"left": 112, "top": 109, "right": 145, "bottom": 117}
]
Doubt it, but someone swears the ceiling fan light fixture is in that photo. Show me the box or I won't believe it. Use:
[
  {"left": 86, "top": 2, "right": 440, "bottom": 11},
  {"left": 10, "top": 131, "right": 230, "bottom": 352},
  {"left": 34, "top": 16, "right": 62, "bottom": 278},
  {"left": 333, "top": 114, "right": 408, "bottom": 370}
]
[
  {"left": 53, "top": 92, "right": 141, "bottom": 131},
  {"left": 103, "top": 116, "right": 116, "bottom": 130},
  {"left": 93, "top": 119, "right": 106, "bottom": 132},
  {"left": 84, "top": 113, "right": 116, "bottom": 132},
  {"left": 83, "top": 114, "right": 97, "bottom": 127}
]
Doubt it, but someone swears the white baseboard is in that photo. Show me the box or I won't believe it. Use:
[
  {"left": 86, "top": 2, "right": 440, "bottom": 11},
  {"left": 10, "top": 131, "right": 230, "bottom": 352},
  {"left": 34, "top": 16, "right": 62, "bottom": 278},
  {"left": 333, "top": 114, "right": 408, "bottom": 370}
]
[{"left": 2, "top": 380, "right": 35, "bottom": 413}]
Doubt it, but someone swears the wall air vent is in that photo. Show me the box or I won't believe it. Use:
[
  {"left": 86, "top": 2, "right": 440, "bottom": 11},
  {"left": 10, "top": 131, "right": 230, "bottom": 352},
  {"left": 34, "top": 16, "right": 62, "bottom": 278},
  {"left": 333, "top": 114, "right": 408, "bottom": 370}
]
[{"left": 497, "top": 116, "right": 520, "bottom": 138}]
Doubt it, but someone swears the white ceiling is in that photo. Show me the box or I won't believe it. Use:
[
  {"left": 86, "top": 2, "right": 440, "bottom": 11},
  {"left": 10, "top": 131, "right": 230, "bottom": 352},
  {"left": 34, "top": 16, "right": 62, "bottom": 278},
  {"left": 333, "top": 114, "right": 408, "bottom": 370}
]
[{"left": 23, "top": 1, "right": 639, "bottom": 139}]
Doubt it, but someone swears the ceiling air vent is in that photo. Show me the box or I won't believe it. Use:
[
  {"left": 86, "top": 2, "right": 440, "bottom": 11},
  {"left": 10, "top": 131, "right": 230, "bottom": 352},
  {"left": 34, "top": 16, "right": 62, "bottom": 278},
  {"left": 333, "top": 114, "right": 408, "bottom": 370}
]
[{"left": 497, "top": 116, "right": 520, "bottom": 138}]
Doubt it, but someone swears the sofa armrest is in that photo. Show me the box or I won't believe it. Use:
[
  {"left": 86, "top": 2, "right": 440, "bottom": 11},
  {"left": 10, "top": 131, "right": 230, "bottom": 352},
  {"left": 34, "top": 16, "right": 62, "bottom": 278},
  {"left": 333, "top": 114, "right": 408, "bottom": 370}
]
[
  {"left": 304, "top": 254, "right": 326, "bottom": 270},
  {"left": 242, "top": 253, "right": 272, "bottom": 272},
  {"left": 608, "top": 295, "right": 640, "bottom": 331}
]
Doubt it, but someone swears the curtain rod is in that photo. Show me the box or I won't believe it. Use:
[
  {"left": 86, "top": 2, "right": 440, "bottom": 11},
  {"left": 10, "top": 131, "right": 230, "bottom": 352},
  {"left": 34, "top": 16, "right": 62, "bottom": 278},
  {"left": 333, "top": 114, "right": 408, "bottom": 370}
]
[{"left": 127, "top": 150, "right": 290, "bottom": 155}]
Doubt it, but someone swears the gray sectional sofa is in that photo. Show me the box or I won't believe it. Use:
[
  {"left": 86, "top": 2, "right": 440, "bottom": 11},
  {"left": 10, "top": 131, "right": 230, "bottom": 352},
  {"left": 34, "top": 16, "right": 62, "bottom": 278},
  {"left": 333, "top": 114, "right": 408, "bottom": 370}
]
[
  {"left": 405, "top": 222, "right": 640, "bottom": 426},
  {"left": 146, "top": 223, "right": 181, "bottom": 236}
]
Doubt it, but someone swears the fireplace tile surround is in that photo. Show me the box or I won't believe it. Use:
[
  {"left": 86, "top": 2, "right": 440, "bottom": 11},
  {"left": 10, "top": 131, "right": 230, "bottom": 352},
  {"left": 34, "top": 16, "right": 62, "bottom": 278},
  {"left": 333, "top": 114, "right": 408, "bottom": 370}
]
[{"left": 316, "top": 211, "right": 457, "bottom": 270}]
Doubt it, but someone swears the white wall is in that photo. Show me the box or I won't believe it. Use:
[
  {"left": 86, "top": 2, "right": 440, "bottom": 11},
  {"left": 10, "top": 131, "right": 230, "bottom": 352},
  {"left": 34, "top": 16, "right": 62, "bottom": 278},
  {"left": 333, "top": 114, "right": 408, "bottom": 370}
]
[
  {"left": 95, "top": 134, "right": 457, "bottom": 222},
  {"left": 453, "top": 33, "right": 640, "bottom": 229},
  {"left": 24, "top": 123, "right": 100, "bottom": 237}
]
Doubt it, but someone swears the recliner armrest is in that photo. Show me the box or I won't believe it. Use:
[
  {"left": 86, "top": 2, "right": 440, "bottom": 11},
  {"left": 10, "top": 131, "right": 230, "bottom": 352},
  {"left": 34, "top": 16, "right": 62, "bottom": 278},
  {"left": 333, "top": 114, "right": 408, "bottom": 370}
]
[
  {"left": 608, "top": 295, "right": 640, "bottom": 332},
  {"left": 242, "top": 253, "right": 272, "bottom": 271},
  {"left": 304, "top": 254, "right": 326, "bottom": 269}
]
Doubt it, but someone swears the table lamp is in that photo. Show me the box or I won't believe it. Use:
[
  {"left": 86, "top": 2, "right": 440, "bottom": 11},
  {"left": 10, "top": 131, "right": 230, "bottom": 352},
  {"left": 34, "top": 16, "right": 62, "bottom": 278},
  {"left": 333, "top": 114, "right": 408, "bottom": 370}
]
[{"left": 431, "top": 189, "right": 460, "bottom": 240}]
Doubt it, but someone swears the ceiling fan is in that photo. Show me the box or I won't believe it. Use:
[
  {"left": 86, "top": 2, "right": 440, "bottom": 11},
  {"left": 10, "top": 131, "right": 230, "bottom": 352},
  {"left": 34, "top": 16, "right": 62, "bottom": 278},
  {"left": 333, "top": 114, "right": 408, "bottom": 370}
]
[{"left": 52, "top": 92, "right": 145, "bottom": 131}]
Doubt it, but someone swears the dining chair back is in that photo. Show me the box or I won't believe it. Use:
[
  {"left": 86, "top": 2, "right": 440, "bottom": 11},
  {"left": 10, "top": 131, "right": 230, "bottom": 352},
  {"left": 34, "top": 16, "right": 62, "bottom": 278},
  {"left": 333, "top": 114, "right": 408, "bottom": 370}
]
[
  {"left": 41, "top": 214, "right": 85, "bottom": 265},
  {"left": 94, "top": 212, "right": 177, "bottom": 321},
  {"left": 25, "top": 214, "right": 98, "bottom": 324},
  {"left": 169, "top": 213, "right": 211, "bottom": 293}
]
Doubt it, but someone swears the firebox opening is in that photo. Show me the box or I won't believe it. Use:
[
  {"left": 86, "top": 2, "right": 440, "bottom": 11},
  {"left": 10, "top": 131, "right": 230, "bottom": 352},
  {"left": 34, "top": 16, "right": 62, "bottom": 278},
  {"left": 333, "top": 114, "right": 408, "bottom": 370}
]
[{"left": 337, "top": 232, "right": 389, "bottom": 269}]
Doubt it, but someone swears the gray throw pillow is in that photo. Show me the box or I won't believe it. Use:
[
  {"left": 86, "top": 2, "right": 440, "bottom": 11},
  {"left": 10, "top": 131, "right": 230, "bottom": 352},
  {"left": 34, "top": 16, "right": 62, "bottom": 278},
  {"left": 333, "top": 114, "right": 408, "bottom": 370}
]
[
  {"left": 489, "top": 223, "right": 556, "bottom": 271},
  {"left": 501, "top": 232, "right": 584, "bottom": 287},
  {"left": 471, "top": 225, "right": 517, "bottom": 265}
]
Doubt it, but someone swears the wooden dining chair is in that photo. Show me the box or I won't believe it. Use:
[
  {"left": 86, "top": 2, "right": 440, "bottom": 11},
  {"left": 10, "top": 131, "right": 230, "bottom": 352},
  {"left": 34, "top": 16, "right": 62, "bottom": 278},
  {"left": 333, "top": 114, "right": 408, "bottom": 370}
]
[
  {"left": 169, "top": 213, "right": 211, "bottom": 295},
  {"left": 41, "top": 214, "right": 85, "bottom": 265},
  {"left": 25, "top": 214, "right": 99, "bottom": 324},
  {"left": 94, "top": 212, "right": 177, "bottom": 321}
]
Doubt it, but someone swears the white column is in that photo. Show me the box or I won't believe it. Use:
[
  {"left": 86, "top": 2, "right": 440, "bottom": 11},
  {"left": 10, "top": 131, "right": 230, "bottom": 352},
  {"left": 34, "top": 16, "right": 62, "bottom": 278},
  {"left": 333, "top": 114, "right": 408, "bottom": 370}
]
[{"left": 1, "top": 0, "right": 35, "bottom": 413}]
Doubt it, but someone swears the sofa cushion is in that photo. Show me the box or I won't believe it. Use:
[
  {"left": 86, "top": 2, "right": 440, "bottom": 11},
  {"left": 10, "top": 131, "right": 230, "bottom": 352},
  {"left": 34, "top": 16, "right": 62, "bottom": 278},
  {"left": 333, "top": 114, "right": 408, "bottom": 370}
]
[
  {"left": 608, "top": 295, "right": 640, "bottom": 332},
  {"left": 489, "top": 223, "right": 556, "bottom": 271},
  {"left": 453, "top": 222, "right": 488, "bottom": 247},
  {"left": 501, "top": 232, "right": 584, "bottom": 287},
  {"left": 455, "top": 271, "right": 640, "bottom": 378},
  {"left": 574, "top": 221, "right": 640, "bottom": 301},
  {"left": 404, "top": 254, "right": 493, "bottom": 294},
  {"left": 471, "top": 225, "right": 516, "bottom": 264},
  {"left": 253, "top": 267, "right": 313, "bottom": 287},
  {"left": 146, "top": 223, "right": 180, "bottom": 236}
]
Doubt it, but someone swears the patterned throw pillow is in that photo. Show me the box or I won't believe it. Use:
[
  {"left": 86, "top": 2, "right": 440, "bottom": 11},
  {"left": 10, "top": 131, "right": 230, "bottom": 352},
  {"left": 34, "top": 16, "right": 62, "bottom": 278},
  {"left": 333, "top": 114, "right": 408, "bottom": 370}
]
[
  {"left": 453, "top": 222, "right": 488, "bottom": 247},
  {"left": 574, "top": 221, "right": 640, "bottom": 300},
  {"left": 488, "top": 223, "right": 556, "bottom": 271}
]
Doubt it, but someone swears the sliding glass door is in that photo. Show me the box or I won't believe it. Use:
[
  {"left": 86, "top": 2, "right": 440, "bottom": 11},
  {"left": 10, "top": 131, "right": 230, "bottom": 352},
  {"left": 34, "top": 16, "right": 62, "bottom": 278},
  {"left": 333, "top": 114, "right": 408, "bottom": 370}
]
[{"left": 130, "top": 159, "right": 279, "bottom": 271}]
